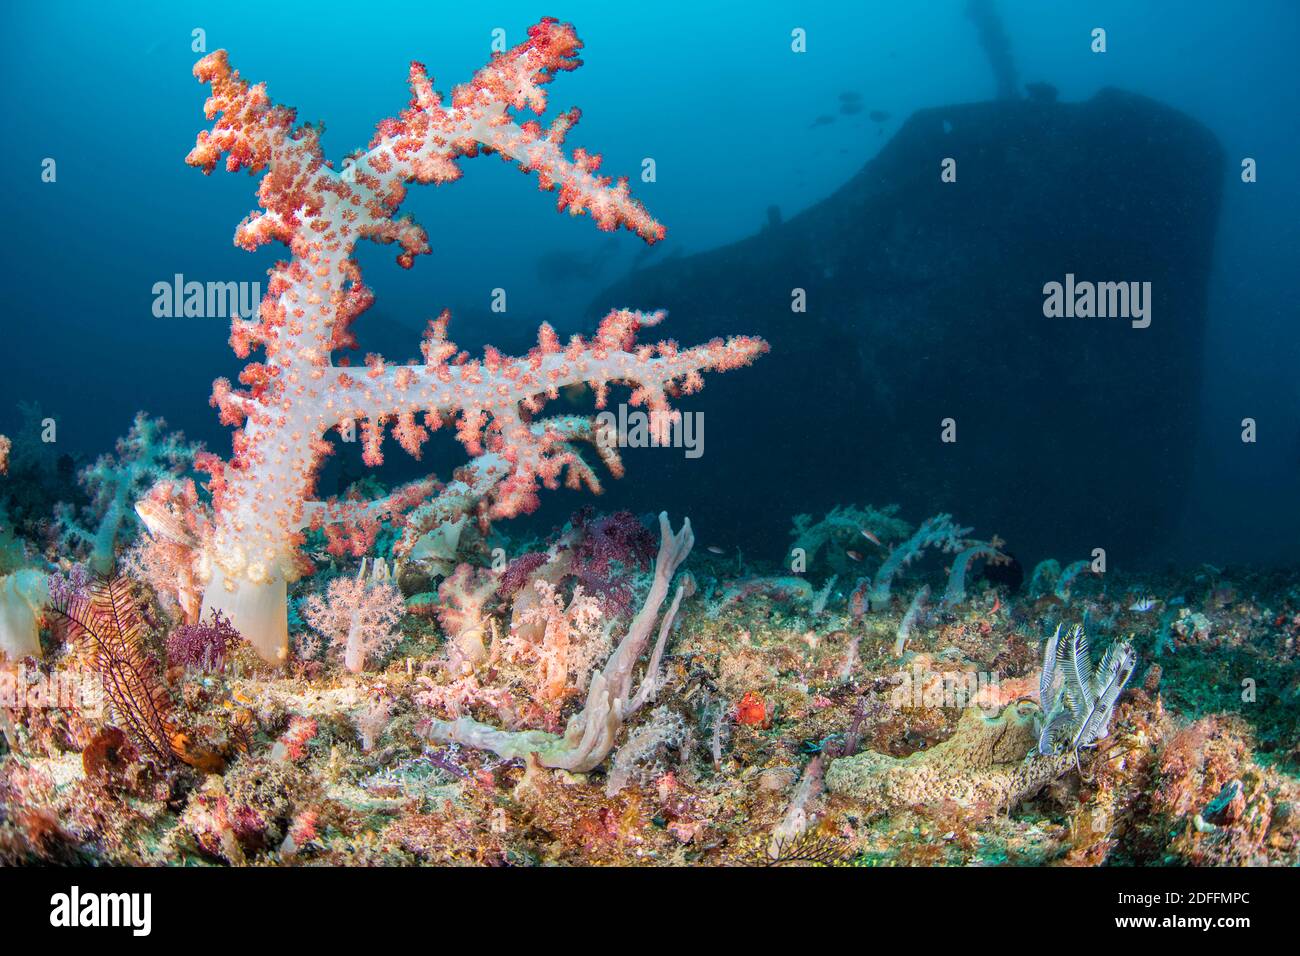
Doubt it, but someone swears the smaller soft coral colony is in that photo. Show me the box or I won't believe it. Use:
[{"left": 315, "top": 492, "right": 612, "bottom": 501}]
[
  {"left": 301, "top": 559, "right": 404, "bottom": 674},
  {"left": 55, "top": 414, "right": 201, "bottom": 577}
]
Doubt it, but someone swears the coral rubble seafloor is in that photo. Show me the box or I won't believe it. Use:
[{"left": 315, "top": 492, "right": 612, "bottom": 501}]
[{"left": 2, "top": 485, "right": 1298, "bottom": 867}]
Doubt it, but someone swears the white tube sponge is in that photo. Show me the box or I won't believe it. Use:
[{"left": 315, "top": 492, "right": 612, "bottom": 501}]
[{"left": 423, "top": 512, "right": 694, "bottom": 771}]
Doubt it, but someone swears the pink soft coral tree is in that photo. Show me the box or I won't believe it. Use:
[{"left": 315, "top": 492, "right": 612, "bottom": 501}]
[
  {"left": 180, "top": 20, "right": 768, "bottom": 663},
  {"left": 302, "top": 559, "right": 404, "bottom": 673}
]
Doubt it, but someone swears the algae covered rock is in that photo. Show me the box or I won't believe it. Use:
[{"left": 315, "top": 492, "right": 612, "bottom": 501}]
[{"left": 826, "top": 701, "right": 1074, "bottom": 812}]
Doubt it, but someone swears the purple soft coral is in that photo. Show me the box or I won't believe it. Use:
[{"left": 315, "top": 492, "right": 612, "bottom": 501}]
[
  {"left": 499, "top": 552, "right": 550, "bottom": 599},
  {"left": 47, "top": 563, "right": 92, "bottom": 606},
  {"left": 167, "top": 610, "right": 241, "bottom": 671},
  {"left": 571, "top": 510, "right": 657, "bottom": 576},
  {"left": 570, "top": 510, "right": 657, "bottom": 616},
  {"left": 499, "top": 512, "right": 657, "bottom": 618}
]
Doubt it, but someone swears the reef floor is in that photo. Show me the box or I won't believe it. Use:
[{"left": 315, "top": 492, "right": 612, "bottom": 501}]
[{"left": 3, "top": 527, "right": 1297, "bottom": 867}]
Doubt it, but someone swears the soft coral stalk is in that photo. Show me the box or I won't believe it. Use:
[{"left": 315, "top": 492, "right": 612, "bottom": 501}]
[
  {"left": 0, "top": 569, "right": 48, "bottom": 662},
  {"left": 181, "top": 19, "right": 767, "bottom": 664}
]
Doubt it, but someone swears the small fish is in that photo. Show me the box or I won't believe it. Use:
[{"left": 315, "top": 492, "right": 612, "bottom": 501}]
[
  {"left": 860, "top": 528, "right": 883, "bottom": 548},
  {"left": 706, "top": 545, "right": 725, "bottom": 555},
  {"left": 845, "top": 550, "right": 864, "bottom": 562},
  {"left": 869, "top": 109, "right": 890, "bottom": 123},
  {"left": 1128, "top": 595, "right": 1157, "bottom": 613},
  {"left": 134, "top": 492, "right": 198, "bottom": 548}
]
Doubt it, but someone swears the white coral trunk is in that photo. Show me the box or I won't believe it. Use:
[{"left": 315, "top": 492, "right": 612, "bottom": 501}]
[
  {"left": 201, "top": 567, "right": 288, "bottom": 665},
  {"left": 344, "top": 611, "right": 366, "bottom": 674}
]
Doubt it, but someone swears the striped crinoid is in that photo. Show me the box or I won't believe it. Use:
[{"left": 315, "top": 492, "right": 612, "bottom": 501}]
[
  {"left": 49, "top": 575, "right": 222, "bottom": 772},
  {"left": 1037, "top": 623, "right": 1138, "bottom": 774}
]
